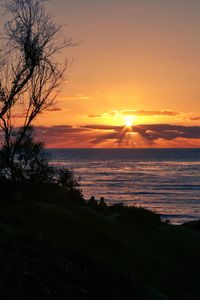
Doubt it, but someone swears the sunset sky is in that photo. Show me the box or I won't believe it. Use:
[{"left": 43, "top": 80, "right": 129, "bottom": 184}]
[{"left": 6, "top": 0, "right": 200, "bottom": 147}]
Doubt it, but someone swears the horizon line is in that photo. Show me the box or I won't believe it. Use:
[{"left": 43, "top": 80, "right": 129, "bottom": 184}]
[{"left": 46, "top": 147, "right": 200, "bottom": 150}]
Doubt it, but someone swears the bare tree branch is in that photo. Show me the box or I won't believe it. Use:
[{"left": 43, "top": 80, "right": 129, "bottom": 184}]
[{"left": 0, "top": 0, "right": 75, "bottom": 180}]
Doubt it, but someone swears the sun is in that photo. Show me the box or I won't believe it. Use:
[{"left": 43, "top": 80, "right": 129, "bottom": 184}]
[{"left": 124, "top": 116, "right": 135, "bottom": 127}]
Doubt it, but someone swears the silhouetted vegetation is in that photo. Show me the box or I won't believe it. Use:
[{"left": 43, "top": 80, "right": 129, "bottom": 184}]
[
  {"left": 0, "top": 127, "right": 84, "bottom": 204},
  {"left": 108, "top": 203, "right": 162, "bottom": 226},
  {"left": 0, "top": 127, "right": 54, "bottom": 184},
  {"left": 0, "top": 0, "right": 74, "bottom": 179},
  {"left": 0, "top": 1, "right": 199, "bottom": 299},
  {"left": 0, "top": 134, "right": 199, "bottom": 300},
  {"left": 0, "top": 189, "right": 199, "bottom": 299},
  {"left": 182, "top": 220, "right": 200, "bottom": 232}
]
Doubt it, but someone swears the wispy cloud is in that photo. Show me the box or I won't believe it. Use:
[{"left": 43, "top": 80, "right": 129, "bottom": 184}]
[
  {"left": 34, "top": 125, "right": 91, "bottom": 147},
  {"left": 122, "top": 110, "right": 178, "bottom": 116},
  {"left": 82, "top": 124, "right": 122, "bottom": 130},
  {"left": 88, "top": 109, "right": 178, "bottom": 118},
  {"left": 88, "top": 114, "right": 102, "bottom": 118},
  {"left": 190, "top": 116, "right": 200, "bottom": 121},
  {"left": 46, "top": 107, "right": 63, "bottom": 112},
  {"left": 61, "top": 94, "right": 92, "bottom": 101},
  {"left": 12, "top": 113, "right": 27, "bottom": 118}
]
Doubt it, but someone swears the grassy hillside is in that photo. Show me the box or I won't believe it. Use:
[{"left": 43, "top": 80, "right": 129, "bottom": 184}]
[{"left": 0, "top": 191, "right": 199, "bottom": 300}]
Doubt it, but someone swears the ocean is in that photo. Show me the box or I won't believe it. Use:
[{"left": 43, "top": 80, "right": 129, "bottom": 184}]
[{"left": 49, "top": 148, "right": 200, "bottom": 224}]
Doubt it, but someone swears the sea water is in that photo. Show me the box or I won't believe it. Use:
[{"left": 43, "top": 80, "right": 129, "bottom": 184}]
[{"left": 49, "top": 148, "right": 200, "bottom": 224}]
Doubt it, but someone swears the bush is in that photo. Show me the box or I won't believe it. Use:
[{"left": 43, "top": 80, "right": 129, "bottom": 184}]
[
  {"left": 182, "top": 220, "right": 200, "bottom": 232},
  {"left": 0, "top": 127, "right": 84, "bottom": 204},
  {"left": 109, "top": 204, "right": 161, "bottom": 227},
  {"left": 0, "top": 127, "right": 54, "bottom": 184},
  {"left": 55, "top": 169, "right": 84, "bottom": 204}
]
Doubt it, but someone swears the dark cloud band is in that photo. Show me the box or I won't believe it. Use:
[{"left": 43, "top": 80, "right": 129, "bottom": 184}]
[{"left": 30, "top": 124, "right": 200, "bottom": 147}]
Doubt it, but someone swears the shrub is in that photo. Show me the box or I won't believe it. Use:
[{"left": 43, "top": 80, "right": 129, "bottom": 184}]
[
  {"left": 109, "top": 204, "right": 161, "bottom": 227},
  {"left": 56, "top": 169, "right": 84, "bottom": 204},
  {"left": 0, "top": 127, "right": 54, "bottom": 184},
  {"left": 0, "top": 128, "right": 84, "bottom": 204}
]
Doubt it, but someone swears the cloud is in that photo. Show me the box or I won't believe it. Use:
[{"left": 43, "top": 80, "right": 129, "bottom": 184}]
[
  {"left": 88, "top": 111, "right": 119, "bottom": 118},
  {"left": 190, "top": 116, "right": 200, "bottom": 121},
  {"left": 122, "top": 110, "right": 178, "bottom": 116},
  {"left": 34, "top": 125, "right": 92, "bottom": 147},
  {"left": 35, "top": 125, "right": 88, "bottom": 136},
  {"left": 81, "top": 124, "right": 122, "bottom": 130},
  {"left": 87, "top": 124, "right": 200, "bottom": 146},
  {"left": 15, "top": 123, "right": 200, "bottom": 148},
  {"left": 88, "top": 114, "right": 102, "bottom": 118},
  {"left": 61, "top": 94, "right": 92, "bottom": 101},
  {"left": 12, "top": 107, "right": 63, "bottom": 119},
  {"left": 13, "top": 113, "right": 27, "bottom": 118},
  {"left": 86, "top": 124, "right": 200, "bottom": 147},
  {"left": 46, "top": 107, "right": 63, "bottom": 112},
  {"left": 88, "top": 109, "right": 178, "bottom": 118},
  {"left": 129, "top": 124, "right": 200, "bottom": 141}
]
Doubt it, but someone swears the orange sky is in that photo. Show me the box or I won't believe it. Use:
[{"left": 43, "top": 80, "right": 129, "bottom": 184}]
[{"left": 10, "top": 0, "right": 200, "bottom": 147}]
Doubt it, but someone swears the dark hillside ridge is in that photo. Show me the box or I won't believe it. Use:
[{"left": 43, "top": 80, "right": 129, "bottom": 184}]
[{"left": 0, "top": 190, "right": 200, "bottom": 300}]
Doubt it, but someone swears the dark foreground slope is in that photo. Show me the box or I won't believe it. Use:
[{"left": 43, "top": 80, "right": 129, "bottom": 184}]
[{"left": 0, "top": 194, "right": 199, "bottom": 300}]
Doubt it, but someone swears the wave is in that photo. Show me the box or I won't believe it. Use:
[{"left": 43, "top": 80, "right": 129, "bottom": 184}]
[{"left": 49, "top": 149, "right": 200, "bottom": 224}]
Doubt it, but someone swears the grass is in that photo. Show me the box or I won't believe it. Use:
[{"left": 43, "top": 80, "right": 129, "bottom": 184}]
[{"left": 0, "top": 189, "right": 199, "bottom": 299}]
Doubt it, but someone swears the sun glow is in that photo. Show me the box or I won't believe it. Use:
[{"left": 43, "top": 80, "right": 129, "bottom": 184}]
[{"left": 124, "top": 116, "right": 135, "bottom": 127}]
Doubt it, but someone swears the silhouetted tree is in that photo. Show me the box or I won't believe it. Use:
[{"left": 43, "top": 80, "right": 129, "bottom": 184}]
[
  {"left": 0, "top": 0, "right": 74, "bottom": 181},
  {"left": 56, "top": 168, "right": 84, "bottom": 203},
  {"left": 0, "top": 126, "right": 54, "bottom": 183},
  {"left": 57, "top": 169, "right": 80, "bottom": 191}
]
